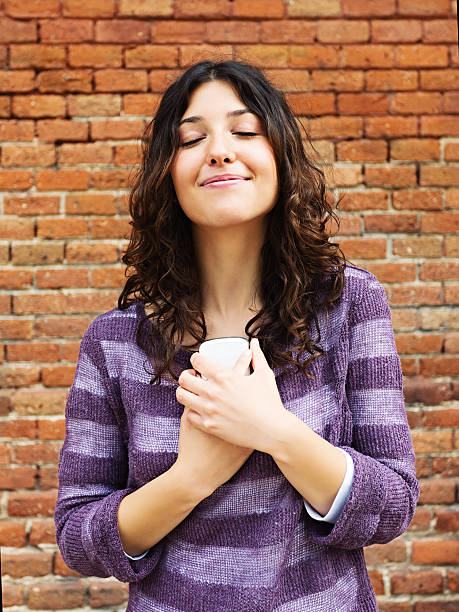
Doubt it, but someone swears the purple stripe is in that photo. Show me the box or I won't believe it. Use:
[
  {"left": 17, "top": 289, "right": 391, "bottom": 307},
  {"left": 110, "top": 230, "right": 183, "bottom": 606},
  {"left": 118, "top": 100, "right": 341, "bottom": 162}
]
[{"left": 346, "top": 355, "right": 402, "bottom": 391}]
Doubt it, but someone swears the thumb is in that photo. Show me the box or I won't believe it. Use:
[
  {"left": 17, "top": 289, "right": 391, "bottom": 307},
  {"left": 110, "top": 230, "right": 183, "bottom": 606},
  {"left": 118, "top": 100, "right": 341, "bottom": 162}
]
[{"left": 232, "top": 346, "right": 252, "bottom": 376}]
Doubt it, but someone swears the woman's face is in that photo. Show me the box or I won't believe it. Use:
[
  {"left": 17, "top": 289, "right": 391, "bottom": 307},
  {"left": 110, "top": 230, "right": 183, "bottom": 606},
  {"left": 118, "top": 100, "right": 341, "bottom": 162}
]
[{"left": 171, "top": 80, "right": 278, "bottom": 229}]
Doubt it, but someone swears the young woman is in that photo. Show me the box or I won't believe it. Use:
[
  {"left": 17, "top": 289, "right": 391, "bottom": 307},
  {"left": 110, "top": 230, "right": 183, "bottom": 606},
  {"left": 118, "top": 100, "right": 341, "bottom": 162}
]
[{"left": 55, "top": 60, "right": 419, "bottom": 611}]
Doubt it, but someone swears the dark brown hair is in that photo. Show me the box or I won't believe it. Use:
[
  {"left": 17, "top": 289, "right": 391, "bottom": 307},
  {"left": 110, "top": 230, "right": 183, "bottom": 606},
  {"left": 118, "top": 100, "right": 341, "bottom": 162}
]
[{"left": 118, "top": 60, "right": 347, "bottom": 384}]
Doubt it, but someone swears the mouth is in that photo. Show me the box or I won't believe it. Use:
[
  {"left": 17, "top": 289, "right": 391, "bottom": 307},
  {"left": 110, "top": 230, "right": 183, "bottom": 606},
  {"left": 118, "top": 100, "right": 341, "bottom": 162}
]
[{"left": 201, "top": 178, "right": 251, "bottom": 188}]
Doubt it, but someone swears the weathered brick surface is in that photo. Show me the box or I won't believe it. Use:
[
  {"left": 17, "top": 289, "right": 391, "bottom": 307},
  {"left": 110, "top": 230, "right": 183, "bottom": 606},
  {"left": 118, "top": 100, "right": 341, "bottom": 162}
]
[{"left": 1, "top": 5, "right": 458, "bottom": 610}]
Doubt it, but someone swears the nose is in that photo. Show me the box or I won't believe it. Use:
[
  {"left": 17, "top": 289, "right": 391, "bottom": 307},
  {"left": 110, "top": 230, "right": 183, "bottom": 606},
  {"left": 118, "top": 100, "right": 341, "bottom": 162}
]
[{"left": 205, "top": 133, "right": 236, "bottom": 166}]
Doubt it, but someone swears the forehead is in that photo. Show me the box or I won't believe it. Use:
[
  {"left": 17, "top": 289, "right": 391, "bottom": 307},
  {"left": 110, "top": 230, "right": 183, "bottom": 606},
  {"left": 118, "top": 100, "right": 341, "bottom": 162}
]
[{"left": 180, "top": 80, "right": 256, "bottom": 123}]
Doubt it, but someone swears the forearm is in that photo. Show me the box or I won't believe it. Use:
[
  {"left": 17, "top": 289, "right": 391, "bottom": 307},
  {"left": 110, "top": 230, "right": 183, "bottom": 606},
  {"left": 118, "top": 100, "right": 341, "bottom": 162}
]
[
  {"left": 117, "top": 464, "right": 208, "bottom": 557},
  {"left": 266, "top": 411, "right": 347, "bottom": 516}
]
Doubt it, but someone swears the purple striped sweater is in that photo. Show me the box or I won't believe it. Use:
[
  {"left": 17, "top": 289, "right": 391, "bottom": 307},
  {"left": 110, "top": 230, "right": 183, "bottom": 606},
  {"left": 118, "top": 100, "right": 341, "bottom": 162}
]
[{"left": 54, "top": 264, "right": 420, "bottom": 611}]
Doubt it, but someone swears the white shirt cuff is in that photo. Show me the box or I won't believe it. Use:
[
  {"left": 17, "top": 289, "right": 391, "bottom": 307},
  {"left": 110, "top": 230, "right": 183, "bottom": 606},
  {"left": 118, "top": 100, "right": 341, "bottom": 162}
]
[
  {"left": 303, "top": 448, "right": 354, "bottom": 524},
  {"left": 124, "top": 548, "right": 149, "bottom": 560}
]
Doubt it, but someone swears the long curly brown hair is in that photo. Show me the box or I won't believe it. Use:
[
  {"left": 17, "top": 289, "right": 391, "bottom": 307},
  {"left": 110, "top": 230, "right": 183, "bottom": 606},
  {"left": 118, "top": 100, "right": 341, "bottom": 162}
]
[{"left": 118, "top": 60, "right": 347, "bottom": 384}]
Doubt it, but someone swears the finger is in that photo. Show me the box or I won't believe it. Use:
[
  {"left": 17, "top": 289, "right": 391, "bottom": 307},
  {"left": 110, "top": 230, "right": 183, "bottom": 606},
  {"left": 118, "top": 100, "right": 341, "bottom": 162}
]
[
  {"left": 232, "top": 347, "right": 252, "bottom": 376},
  {"left": 250, "top": 337, "right": 270, "bottom": 372},
  {"left": 190, "top": 351, "right": 224, "bottom": 380},
  {"left": 176, "top": 385, "right": 202, "bottom": 411},
  {"left": 178, "top": 369, "right": 204, "bottom": 394}
]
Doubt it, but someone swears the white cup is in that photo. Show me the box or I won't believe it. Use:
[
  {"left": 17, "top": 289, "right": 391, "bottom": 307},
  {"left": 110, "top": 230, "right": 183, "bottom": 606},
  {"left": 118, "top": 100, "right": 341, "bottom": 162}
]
[{"left": 198, "top": 337, "right": 251, "bottom": 380}]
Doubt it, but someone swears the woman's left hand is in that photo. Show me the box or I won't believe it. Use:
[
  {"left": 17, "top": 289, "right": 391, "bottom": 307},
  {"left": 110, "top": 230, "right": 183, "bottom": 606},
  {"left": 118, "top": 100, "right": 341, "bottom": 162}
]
[{"left": 176, "top": 338, "right": 289, "bottom": 452}]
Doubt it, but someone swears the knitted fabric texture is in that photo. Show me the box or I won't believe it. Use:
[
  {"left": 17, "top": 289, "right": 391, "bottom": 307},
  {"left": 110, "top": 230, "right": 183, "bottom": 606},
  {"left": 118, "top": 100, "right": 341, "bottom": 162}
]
[{"left": 54, "top": 264, "right": 420, "bottom": 611}]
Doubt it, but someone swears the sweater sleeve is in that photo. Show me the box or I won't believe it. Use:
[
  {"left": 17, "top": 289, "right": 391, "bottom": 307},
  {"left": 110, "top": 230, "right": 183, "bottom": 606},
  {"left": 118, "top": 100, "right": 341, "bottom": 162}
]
[
  {"left": 54, "top": 320, "right": 164, "bottom": 582},
  {"left": 304, "top": 272, "right": 420, "bottom": 550}
]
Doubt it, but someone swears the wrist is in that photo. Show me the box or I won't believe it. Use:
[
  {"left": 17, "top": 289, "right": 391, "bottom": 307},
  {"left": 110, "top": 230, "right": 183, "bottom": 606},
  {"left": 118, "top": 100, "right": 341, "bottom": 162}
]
[
  {"left": 260, "top": 409, "right": 300, "bottom": 459},
  {"left": 168, "top": 461, "right": 215, "bottom": 504}
]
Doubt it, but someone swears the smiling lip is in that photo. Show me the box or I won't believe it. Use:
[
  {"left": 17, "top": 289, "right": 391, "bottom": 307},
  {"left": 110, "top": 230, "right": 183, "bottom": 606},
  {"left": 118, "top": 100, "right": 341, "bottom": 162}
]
[{"left": 201, "top": 174, "right": 249, "bottom": 187}]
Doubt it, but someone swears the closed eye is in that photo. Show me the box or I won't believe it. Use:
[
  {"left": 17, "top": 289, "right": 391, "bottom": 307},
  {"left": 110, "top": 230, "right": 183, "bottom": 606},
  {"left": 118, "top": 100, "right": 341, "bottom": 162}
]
[{"left": 180, "top": 132, "right": 259, "bottom": 147}]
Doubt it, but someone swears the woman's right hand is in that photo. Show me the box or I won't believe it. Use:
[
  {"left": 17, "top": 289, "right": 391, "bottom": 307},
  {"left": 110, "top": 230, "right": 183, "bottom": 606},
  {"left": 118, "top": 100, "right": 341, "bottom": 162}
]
[{"left": 174, "top": 370, "right": 253, "bottom": 499}]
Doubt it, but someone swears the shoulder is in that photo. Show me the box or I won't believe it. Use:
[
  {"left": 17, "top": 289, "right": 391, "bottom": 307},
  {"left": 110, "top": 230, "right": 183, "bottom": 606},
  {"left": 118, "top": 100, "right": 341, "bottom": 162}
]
[
  {"left": 342, "top": 263, "right": 387, "bottom": 305},
  {"left": 82, "top": 301, "right": 142, "bottom": 345}
]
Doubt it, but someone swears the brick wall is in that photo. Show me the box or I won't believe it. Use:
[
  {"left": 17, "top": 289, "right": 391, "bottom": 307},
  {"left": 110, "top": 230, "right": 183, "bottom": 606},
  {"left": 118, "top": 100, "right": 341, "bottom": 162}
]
[{"left": 0, "top": 0, "right": 458, "bottom": 610}]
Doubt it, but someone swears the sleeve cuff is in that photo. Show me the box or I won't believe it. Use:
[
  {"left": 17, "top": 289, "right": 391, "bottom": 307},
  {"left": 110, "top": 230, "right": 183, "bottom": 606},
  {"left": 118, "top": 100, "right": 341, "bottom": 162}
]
[
  {"left": 303, "top": 448, "right": 354, "bottom": 524},
  {"left": 123, "top": 548, "right": 150, "bottom": 561}
]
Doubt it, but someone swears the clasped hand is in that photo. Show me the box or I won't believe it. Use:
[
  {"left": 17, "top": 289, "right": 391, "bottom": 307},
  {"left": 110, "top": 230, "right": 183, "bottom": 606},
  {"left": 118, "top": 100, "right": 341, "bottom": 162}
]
[{"left": 175, "top": 338, "right": 288, "bottom": 453}]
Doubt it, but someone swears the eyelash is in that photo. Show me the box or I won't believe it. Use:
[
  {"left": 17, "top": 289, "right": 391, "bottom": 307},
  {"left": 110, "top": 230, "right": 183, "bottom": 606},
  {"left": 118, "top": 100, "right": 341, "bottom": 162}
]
[{"left": 180, "top": 132, "right": 258, "bottom": 148}]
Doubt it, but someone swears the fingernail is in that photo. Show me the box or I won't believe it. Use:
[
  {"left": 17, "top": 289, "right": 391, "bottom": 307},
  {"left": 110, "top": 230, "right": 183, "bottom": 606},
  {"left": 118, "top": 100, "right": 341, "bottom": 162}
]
[{"left": 251, "top": 338, "right": 259, "bottom": 347}]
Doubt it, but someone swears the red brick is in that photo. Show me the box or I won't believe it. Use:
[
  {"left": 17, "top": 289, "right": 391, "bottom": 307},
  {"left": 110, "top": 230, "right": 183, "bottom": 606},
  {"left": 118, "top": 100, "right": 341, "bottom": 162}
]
[
  {"left": 68, "top": 93, "right": 121, "bottom": 116},
  {"left": 234, "top": 45, "right": 288, "bottom": 68},
  {"left": 368, "top": 569, "right": 384, "bottom": 595},
  {"left": 371, "top": 19, "right": 422, "bottom": 42},
  {"left": 0, "top": 269, "right": 33, "bottom": 289},
  {"left": 13, "top": 94, "right": 65, "bottom": 118},
  {"left": 365, "top": 541, "right": 406, "bottom": 565},
  {"left": 366, "top": 69, "right": 417, "bottom": 91},
  {"left": 0, "top": 18, "right": 36, "bottom": 43},
  {"left": 412, "top": 540, "right": 459, "bottom": 565},
  {"left": 312, "top": 70, "right": 363, "bottom": 91},
  {"left": 285, "top": 93, "right": 335, "bottom": 116},
  {"left": 423, "top": 19, "right": 457, "bottom": 43},
  {"left": 393, "top": 236, "right": 443, "bottom": 258},
  {"left": 175, "top": 0, "right": 231, "bottom": 18},
  {"left": 287, "top": 0, "right": 340, "bottom": 17},
  {"left": 66, "top": 242, "right": 118, "bottom": 264},
  {"left": 432, "top": 457, "right": 459, "bottom": 477},
  {"left": 390, "top": 285, "right": 443, "bottom": 306},
  {"left": 2, "top": 144, "right": 55, "bottom": 167},
  {"left": 342, "top": 0, "right": 395, "bottom": 15},
  {"left": 54, "top": 550, "right": 83, "bottom": 577},
  {"left": 424, "top": 408, "right": 459, "bottom": 428},
  {"left": 36, "top": 268, "right": 89, "bottom": 288},
  {"left": 0, "top": 466, "right": 36, "bottom": 489},
  {"left": 90, "top": 218, "right": 130, "bottom": 239},
  {"left": 42, "top": 364, "right": 76, "bottom": 387},
  {"left": 233, "top": 0, "right": 283, "bottom": 17},
  {"left": 419, "top": 478, "right": 455, "bottom": 504},
  {"left": 119, "top": 0, "right": 173, "bottom": 15},
  {"left": 91, "top": 267, "right": 125, "bottom": 288},
  {"left": 12, "top": 442, "right": 61, "bottom": 463},
  {"left": 398, "top": 0, "right": 449, "bottom": 16},
  {"left": 66, "top": 193, "right": 116, "bottom": 215},
  {"left": 408, "top": 507, "right": 431, "bottom": 531},
  {"left": 115, "top": 144, "right": 141, "bottom": 165},
  {"left": 36, "top": 316, "right": 91, "bottom": 339},
  {"left": 89, "top": 581, "right": 129, "bottom": 608},
  {"left": 309, "top": 116, "right": 362, "bottom": 139},
  {"left": 62, "top": 291, "right": 118, "bottom": 314},
  {"left": 445, "top": 333, "right": 459, "bottom": 353},
  {"left": 338, "top": 93, "right": 388, "bottom": 115},
  {"left": 37, "top": 69, "right": 92, "bottom": 93},
  {"left": 0, "top": 70, "right": 35, "bottom": 92},
  {"left": 68, "top": 44, "right": 122, "bottom": 68},
  {"left": 151, "top": 20, "right": 205, "bottom": 44},
  {"left": 420, "top": 69, "right": 459, "bottom": 91},
  {"left": 317, "top": 20, "right": 369, "bottom": 43},
  {"left": 27, "top": 582, "right": 86, "bottom": 609},
  {"left": 413, "top": 430, "right": 453, "bottom": 453},
  {"left": 6, "top": 0, "right": 59, "bottom": 17},
  {"left": 10, "top": 44, "right": 66, "bottom": 68},
  {"left": 365, "top": 116, "right": 418, "bottom": 138},
  {"left": 36, "top": 169, "right": 89, "bottom": 191},
  {"left": 37, "top": 418, "right": 66, "bottom": 440},
  {"left": 91, "top": 168, "right": 131, "bottom": 189},
  {"left": 40, "top": 465, "right": 58, "bottom": 489},
  {"left": 29, "top": 519, "right": 56, "bottom": 545},
  {"left": 390, "top": 570, "right": 443, "bottom": 595},
  {"left": 260, "top": 20, "right": 315, "bottom": 43},
  {"left": 341, "top": 45, "right": 394, "bottom": 68},
  {"left": 0, "top": 218, "right": 34, "bottom": 239},
  {"left": 365, "top": 213, "right": 418, "bottom": 234},
  {"left": 289, "top": 44, "right": 339, "bottom": 68},
  {"left": 340, "top": 192, "right": 389, "bottom": 213},
  {"left": 392, "top": 92, "right": 442, "bottom": 114},
  {"left": 0, "top": 318, "right": 34, "bottom": 340},
  {"left": 435, "top": 509, "right": 459, "bottom": 532},
  {"left": 2, "top": 551, "right": 53, "bottom": 577},
  {"left": 7, "top": 341, "right": 60, "bottom": 362},
  {"left": 445, "top": 143, "right": 459, "bottom": 161},
  {"left": 420, "top": 262, "right": 459, "bottom": 282},
  {"left": 205, "top": 20, "right": 260, "bottom": 43},
  {"left": 3, "top": 584, "right": 24, "bottom": 607},
  {"left": 421, "top": 212, "right": 459, "bottom": 233},
  {"left": 96, "top": 19, "right": 150, "bottom": 43},
  {"left": 40, "top": 19, "right": 94, "bottom": 43},
  {"left": 446, "top": 190, "right": 459, "bottom": 211},
  {"left": 328, "top": 165, "right": 362, "bottom": 187},
  {"left": 337, "top": 139, "right": 387, "bottom": 162},
  {"left": 12, "top": 389, "right": 67, "bottom": 415},
  {"left": 58, "top": 143, "right": 113, "bottom": 165},
  {"left": 0, "top": 96, "right": 11, "bottom": 117},
  {"left": 397, "top": 45, "right": 448, "bottom": 67},
  {"left": 446, "top": 570, "right": 459, "bottom": 592},
  {"left": 0, "top": 364, "right": 38, "bottom": 388},
  {"left": 123, "top": 93, "right": 161, "bottom": 115},
  {"left": 393, "top": 189, "right": 442, "bottom": 210},
  {"left": 37, "top": 119, "right": 89, "bottom": 142},
  {"left": 339, "top": 238, "right": 386, "bottom": 259},
  {"left": 63, "top": 0, "right": 115, "bottom": 17},
  {"left": 0, "top": 119, "right": 34, "bottom": 141},
  {"left": 366, "top": 166, "right": 416, "bottom": 187},
  {"left": 38, "top": 218, "right": 89, "bottom": 239},
  {"left": 95, "top": 68, "right": 148, "bottom": 92},
  {"left": 421, "top": 115, "right": 459, "bottom": 136},
  {"left": 12, "top": 243, "right": 64, "bottom": 265},
  {"left": 420, "top": 356, "right": 458, "bottom": 376},
  {"left": 0, "top": 520, "right": 26, "bottom": 546},
  {"left": 390, "top": 308, "right": 417, "bottom": 329},
  {"left": 391, "top": 139, "right": 440, "bottom": 161},
  {"left": 420, "top": 166, "right": 459, "bottom": 186},
  {"left": 14, "top": 293, "right": 66, "bottom": 315}
]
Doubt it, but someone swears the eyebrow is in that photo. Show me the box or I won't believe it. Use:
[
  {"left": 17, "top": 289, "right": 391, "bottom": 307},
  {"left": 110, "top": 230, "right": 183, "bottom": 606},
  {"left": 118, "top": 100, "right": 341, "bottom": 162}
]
[{"left": 178, "top": 109, "right": 254, "bottom": 127}]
